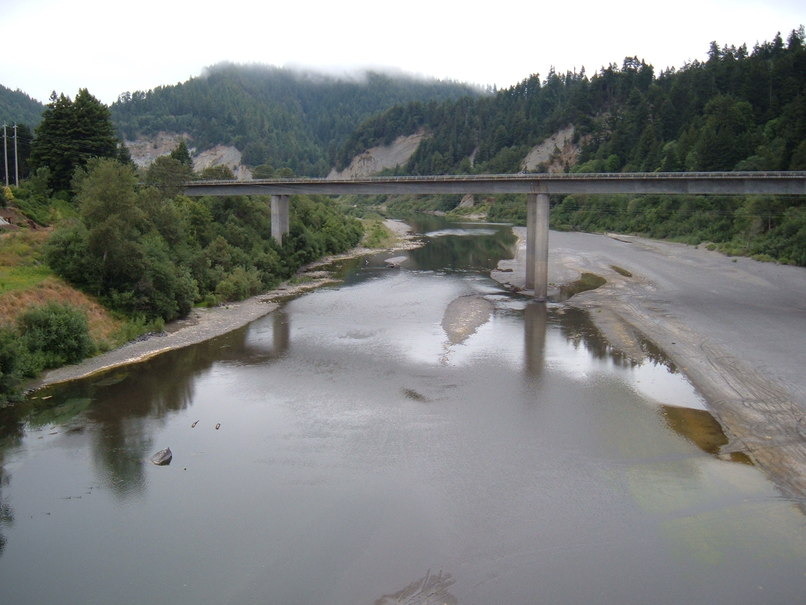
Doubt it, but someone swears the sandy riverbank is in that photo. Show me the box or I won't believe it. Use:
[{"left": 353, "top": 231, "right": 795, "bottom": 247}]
[
  {"left": 494, "top": 227, "right": 806, "bottom": 508},
  {"left": 28, "top": 220, "right": 422, "bottom": 390}
]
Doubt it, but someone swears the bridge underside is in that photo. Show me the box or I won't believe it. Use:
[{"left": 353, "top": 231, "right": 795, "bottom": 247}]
[{"left": 184, "top": 172, "right": 805, "bottom": 300}]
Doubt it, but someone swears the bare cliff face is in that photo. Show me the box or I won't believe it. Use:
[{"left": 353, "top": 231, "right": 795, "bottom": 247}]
[
  {"left": 327, "top": 132, "right": 427, "bottom": 179},
  {"left": 125, "top": 132, "right": 190, "bottom": 168},
  {"left": 332, "top": 125, "right": 583, "bottom": 178},
  {"left": 124, "top": 132, "right": 252, "bottom": 179},
  {"left": 521, "top": 125, "right": 583, "bottom": 173},
  {"left": 126, "top": 124, "right": 583, "bottom": 181}
]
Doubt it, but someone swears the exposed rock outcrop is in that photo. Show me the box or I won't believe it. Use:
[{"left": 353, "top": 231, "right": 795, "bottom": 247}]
[
  {"left": 193, "top": 145, "right": 252, "bottom": 180},
  {"left": 125, "top": 133, "right": 252, "bottom": 179},
  {"left": 328, "top": 132, "right": 427, "bottom": 179},
  {"left": 125, "top": 132, "right": 192, "bottom": 168},
  {"left": 521, "top": 124, "right": 582, "bottom": 172}
]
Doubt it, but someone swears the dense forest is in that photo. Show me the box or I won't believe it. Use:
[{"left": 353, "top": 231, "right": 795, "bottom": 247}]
[
  {"left": 110, "top": 64, "right": 480, "bottom": 176},
  {"left": 338, "top": 29, "right": 806, "bottom": 174},
  {"left": 336, "top": 29, "right": 805, "bottom": 264},
  {"left": 0, "top": 85, "right": 43, "bottom": 127}
]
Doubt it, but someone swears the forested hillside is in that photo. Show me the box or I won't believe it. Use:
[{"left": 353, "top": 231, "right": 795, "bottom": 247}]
[
  {"left": 338, "top": 29, "right": 806, "bottom": 175},
  {"left": 110, "top": 64, "right": 480, "bottom": 176},
  {"left": 337, "top": 29, "right": 805, "bottom": 264},
  {"left": 0, "top": 85, "right": 44, "bottom": 127}
]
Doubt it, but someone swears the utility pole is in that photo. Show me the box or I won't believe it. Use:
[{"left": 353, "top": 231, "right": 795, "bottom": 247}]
[
  {"left": 2, "top": 124, "right": 8, "bottom": 187},
  {"left": 13, "top": 125, "right": 19, "bottom": 186}
]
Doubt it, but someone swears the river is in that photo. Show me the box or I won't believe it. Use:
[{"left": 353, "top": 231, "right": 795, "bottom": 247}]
[{"left": 1, "top": 217, "right": 804, "bottom": 604}]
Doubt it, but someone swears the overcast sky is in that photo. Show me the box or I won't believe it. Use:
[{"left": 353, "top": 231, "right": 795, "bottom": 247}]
[{"left": 3, "top": 0, "right": 804, "bottom": 106}]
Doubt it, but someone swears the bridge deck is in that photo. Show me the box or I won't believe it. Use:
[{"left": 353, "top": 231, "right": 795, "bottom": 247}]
[{"left": 185, "top": 172, "right": 806, "bottom": 197}]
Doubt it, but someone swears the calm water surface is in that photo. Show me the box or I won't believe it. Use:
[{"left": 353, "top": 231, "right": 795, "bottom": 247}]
[{"left": 1, "top": 219, "right": 804, "bottom": 604}]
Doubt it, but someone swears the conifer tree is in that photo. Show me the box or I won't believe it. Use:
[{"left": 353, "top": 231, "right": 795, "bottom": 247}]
[{"left": 29, "top": 89, "right": 121, "bottom": 192}]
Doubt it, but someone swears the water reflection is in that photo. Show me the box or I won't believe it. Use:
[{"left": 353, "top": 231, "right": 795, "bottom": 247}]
[
  {"left": 661, "top": 405, "right": 752, "bottom": 464},
  {"left": 523, "top": 302, "right": 547, "bottom": 379},
  {"left": 0, "top": 410, "right": 23, "bottom": 558},
  {"left": 405, "top": 216, "right": 516, "bottom": 272}
]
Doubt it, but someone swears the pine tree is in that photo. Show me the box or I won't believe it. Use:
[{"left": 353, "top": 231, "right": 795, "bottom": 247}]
[{"left": 29, "top": 90, "right": 121, "bottom": 192}]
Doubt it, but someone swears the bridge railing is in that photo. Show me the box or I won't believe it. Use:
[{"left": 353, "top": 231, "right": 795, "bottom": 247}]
[{"left": 184, "top": 172, "right": 806, "bottom": 197}]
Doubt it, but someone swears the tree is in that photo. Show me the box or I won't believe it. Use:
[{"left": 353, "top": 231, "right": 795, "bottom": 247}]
[
  {"left": 197, "top": 164, "right": 235, "bottom": 180},
  {"left": 169, "top": 141, "right": 193, "bottom": 166},
  {"left": 144, "top": 156, "right": 193, "bottom": 195},
  {"left": 29, "top": 89, "right": 122, "bottom": 192}
]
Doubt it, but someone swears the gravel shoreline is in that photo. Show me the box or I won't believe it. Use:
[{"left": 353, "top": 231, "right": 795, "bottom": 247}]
[{"left": 28, "top": 220, "right": 422, "bottom": 391}]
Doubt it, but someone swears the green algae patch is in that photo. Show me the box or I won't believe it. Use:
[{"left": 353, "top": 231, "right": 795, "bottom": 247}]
[
  {"left": 610, "top": 265, "right": 633, "bottom": 277},
  {"left": 557, "top": 272, "right": 606, "bottom": 300}
]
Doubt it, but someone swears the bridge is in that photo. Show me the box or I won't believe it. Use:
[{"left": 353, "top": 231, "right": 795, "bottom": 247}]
[{"left": 184, "top": 172, "right": 806, "bottom": 300}]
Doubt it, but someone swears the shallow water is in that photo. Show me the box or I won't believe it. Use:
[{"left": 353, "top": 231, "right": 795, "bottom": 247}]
[{"left": 0, "top": 220, "right": 803, "bottom": 604}]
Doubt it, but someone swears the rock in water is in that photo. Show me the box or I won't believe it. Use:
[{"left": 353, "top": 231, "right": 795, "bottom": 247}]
[{"left": 150, "top": 448, "right": 172, "bottom": 466}]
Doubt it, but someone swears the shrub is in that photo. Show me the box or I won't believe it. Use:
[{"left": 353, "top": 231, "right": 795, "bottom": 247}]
[
  {"left": 17, "top": 302, "right": 95, "bottom": 371},
  {"left": 215, "top": 266, "right": 263, "bottom": 302}
]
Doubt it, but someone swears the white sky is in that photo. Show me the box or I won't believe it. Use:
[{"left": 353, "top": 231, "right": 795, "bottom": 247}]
[{"left": 2, "top": 0, "right": 804, "bottom": 106}]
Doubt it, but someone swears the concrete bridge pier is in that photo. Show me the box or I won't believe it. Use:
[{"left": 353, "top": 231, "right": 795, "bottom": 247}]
[
  {"left": 526, "top": 193, "right": 550, "bottom": 301},
  {"left": 271, "top": 195, "right": 290, "bottom": 245}
]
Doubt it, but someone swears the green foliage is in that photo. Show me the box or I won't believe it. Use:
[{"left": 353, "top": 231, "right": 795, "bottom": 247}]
[
  {"left": 8, "top": 168, "right": 78, "bottom": 225},
  {"left": 333, "top": 29, "right": 805, "bottom": 264},
  {"left": 17, "top": 302, "right": 95, "bottom": 373},
  {"left": 45, "top": 158, "right": 364, "bottom": 322},
  {"left": 143, "top": 156, "right": 193, "bottom": 194},
  {"left": 486, "top": 194, "right": 528, "bottom": 224},
  {"left": 0, "top": 302, "right": 97, "bottom": 403},
  {"left": 0, "top": 84, "right": 44, "bottom": 127},
  {"left": 215, "top": 266, "right": 263, "bottom": 301},
  {"left": 169, "top": 141, "right": 193, "bottom": 166},
  {"left": 361, "top": 220, "right": 395, "bottom": 248},
  {"left": 111, "top": 64, "right": 479, "bottom": 177},
  {"left": 338, "top": 30, "right": 805, "bottom": 178},
  {"left": 29, "top": 89, "right": 124, "bottom": 192},
  {"left": 198, "top": 165, "right": 235, "bottom": 180}
]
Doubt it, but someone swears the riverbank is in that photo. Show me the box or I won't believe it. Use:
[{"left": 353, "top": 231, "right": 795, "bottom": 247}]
[
  {"left": 28, "top": 219, "right": 422, "bottom": 391},
  {"left": 494, "top": 227, "right": 806, "bottom": 508}
]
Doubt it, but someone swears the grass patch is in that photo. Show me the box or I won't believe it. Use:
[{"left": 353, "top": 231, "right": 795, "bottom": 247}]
[
  {"left": 361, "top": 219, "right": 396, "bottom": 249},
  {"left": 0, "top": 264, "right": 53, "bottom": 294},
  {"left": 0, "top": 230, "right": 53, "bottom": 294},
  {"left": 111, "top": 315, "right": 165, "bottom": 345}
]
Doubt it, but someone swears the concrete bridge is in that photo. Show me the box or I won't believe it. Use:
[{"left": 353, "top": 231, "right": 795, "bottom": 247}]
[{"left": 184, "top": 172, "right": 806, "bottom": 300}]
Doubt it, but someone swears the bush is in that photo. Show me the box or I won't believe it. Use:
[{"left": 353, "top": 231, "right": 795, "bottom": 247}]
[
  {"left": 215, "top": 266, "right": 263, "bottom": 302},
  {"left": 17, "top": 302, "right": 95, "bottom": 371}
]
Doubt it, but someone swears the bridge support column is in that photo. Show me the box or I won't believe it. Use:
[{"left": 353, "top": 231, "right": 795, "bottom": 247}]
[
  {"left": 526, "top": 193, "right": 549, "bottom": 301},
  {"left": 526, "top": 195, "right": 536, "bottom": 290},
  {"left": 271, "top": 195, "right": 290, "bottom": 245}
]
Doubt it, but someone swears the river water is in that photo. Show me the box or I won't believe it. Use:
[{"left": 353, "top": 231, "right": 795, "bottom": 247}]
[{"left": 1, "top": 218, "right": 804, "bottom": 604}]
